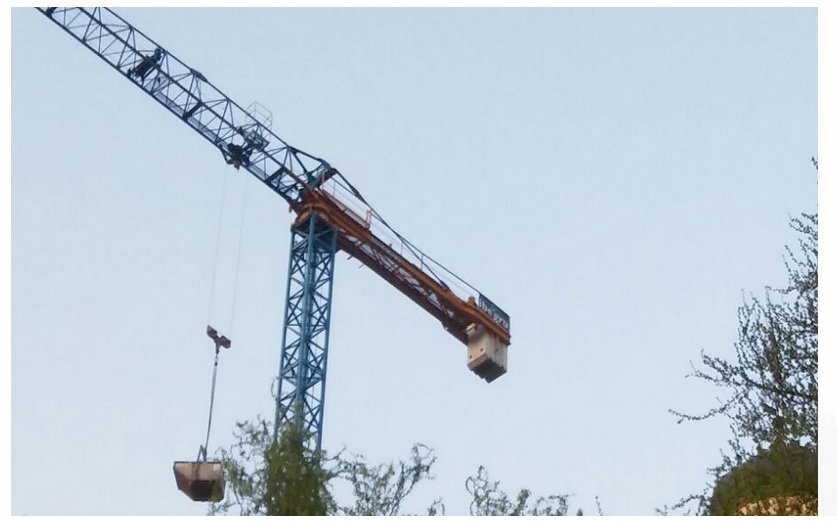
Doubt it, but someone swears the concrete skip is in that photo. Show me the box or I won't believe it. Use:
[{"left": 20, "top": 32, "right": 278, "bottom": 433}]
[{"left": 173, "top": 461, "right": 225, "bottom": 502}]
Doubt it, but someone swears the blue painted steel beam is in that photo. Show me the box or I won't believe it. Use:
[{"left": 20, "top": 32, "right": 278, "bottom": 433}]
[
  {"left": 274, "top": 212, "right": 338, "bottom": 450},
  {"left": 37, "top": 7, "right": 332, "bottom": 206}
]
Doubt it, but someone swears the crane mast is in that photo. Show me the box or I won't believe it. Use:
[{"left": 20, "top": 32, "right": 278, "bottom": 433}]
[{"left": 38, "top": 7, "right": 512, "bottom": 451}]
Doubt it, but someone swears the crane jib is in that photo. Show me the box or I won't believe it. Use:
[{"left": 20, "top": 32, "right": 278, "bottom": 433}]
[
  {"left": 36, "top": 5, "right": 513, "bottom": 456},
  {"left": 38, "top": 6, "right": 324, "bottom": 207}
]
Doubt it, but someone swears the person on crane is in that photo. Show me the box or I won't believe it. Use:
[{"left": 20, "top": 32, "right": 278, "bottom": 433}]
[
  {"left": 129, "top": 48, "right": 164, "bottom": 80},
  {"left": 224, "top": 143, "right": 250, "bottom": 170}
]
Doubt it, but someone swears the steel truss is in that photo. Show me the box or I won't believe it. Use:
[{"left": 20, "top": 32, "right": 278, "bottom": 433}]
[{"left": 274, "top": 213, "right": 338, "bottom": 451}]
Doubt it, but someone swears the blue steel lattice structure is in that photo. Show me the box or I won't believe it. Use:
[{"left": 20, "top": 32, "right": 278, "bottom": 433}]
[
  {"left": 37, "top": 7, "right": 513, "bottom": 453},
  {"left": 276, "top": 215, "right": 338, "bottom": 450}
]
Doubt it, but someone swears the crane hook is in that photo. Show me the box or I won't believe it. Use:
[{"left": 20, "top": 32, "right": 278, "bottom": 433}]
[{"left": 206, "top": 325, "right": 231, "bottom": 353}]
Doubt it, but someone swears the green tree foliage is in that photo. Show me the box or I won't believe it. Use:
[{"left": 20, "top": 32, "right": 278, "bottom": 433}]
[
  {"left": 331, "top": 443, "right": 438, "bottom": 516},
  {"left": 208, "top": 416, "right": 334, "bottom": 516},
  {"left": 207, "top": 416, "right": 439, "bottom": 516},
  {"left": 667, "top": 202, "right": 818, "bottom": 515},
  {"left": 263, "top": 422, "right": 335, "bottom": 516},
  {"left": 706, "top": 441, "right": 817, "bottom": 516},
  {"left": 466, "top": 465, "right": 572, "bottom": 516},
  {"left": 208, "top": 416, "right": 578, "bottom": 516}
]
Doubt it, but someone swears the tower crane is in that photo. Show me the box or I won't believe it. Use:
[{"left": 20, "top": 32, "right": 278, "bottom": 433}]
[{"left": 37, "top": 7, "right": 512, "bottom": 455}]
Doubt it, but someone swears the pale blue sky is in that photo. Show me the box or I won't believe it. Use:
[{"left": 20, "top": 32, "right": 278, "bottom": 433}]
[{"left": 9, "top": 6, "right": 823, "bottom": 516}]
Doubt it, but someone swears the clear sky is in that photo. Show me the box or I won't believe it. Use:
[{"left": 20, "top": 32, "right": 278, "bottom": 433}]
[{"left": 8, "top": 5, "right": 825, "bottom": 516}]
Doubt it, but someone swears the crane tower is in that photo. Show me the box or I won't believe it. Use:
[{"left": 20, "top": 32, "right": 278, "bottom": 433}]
[{"left": 37, "top": 7, "right": 512, "bottom": 452}]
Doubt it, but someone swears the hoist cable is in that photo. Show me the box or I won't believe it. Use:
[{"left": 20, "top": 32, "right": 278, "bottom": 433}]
[
  {"left": 228, "top": 173, "right": 250, "bottom": 336},
  {"left": 331, "top": 172, "right": 481, "bottom": 296},
  {"left": 201, "top": 347, "right": 221, "bottom": 461},
  {"left": 207, "top": 166, "right": 231, "bottom": 323}
]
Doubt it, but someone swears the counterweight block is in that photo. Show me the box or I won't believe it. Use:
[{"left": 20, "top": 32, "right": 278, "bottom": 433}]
[{"left": 466, "top": 323, "right": 508, "bottom": 382}]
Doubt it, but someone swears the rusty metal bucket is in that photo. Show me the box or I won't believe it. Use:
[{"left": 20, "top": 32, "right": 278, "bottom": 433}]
[{"left": 173, "top": 461, "right": 225, "bottom": 502}]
